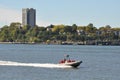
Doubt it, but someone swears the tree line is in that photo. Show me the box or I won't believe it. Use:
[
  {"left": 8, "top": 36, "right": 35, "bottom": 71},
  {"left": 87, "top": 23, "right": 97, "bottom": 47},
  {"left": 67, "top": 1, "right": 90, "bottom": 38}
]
[{"left": 0, "top": 22, "right": 120, "bottom": 44}]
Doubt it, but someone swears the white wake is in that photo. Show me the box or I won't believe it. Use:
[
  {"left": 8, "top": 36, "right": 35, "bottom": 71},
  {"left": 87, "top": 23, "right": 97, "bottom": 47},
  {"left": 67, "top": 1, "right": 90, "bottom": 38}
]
[{"left": 0, "top": 60, "right": 72, "bottom": 68}]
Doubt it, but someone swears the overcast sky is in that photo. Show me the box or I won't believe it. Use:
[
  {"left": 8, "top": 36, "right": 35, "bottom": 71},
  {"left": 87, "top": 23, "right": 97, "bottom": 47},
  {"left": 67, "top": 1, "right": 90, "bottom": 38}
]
[{"left": 0, "top": 0, "right": 120, "bottom": 28}]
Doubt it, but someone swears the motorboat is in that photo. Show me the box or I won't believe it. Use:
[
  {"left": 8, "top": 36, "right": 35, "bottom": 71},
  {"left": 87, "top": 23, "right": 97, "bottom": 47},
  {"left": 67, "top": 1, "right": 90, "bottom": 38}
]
[{"left": 59, "top": 55, "right": 82, "bottom": 68}]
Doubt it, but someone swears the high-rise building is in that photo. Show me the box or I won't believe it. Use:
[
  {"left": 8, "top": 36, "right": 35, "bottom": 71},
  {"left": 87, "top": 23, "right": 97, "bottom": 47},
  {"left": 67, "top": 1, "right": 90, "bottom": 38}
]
[{"left": 22, "top": 8, "right": 36, "bottom": 27}]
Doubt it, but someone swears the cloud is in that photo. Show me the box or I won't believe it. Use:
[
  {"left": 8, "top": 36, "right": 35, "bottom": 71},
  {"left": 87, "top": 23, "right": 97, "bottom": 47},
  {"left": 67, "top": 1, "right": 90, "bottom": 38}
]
[
  {"left": 0, "top": 7, "right": 56, "bottom": 27},
  {"left": 36, "top": 20, "right": 58, "bottom": 27},
  {"left": 0, "top": 7, "right": 21, "bottom": 27},
  {"left": 37, "top": 19, "right": 63, "bottom": 27},
  {"left": 36, "top": 20, "right": 50, "bottom": 27}
]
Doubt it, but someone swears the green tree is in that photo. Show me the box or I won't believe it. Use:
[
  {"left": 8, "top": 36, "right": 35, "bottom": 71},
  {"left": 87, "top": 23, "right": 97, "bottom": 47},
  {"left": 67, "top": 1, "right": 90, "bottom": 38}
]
[
  {"left": 0, "top": 26, "right": 10, "bottom": 41},
  {"left": 71, "top": 24, "right": 77, "bottom": 33}
]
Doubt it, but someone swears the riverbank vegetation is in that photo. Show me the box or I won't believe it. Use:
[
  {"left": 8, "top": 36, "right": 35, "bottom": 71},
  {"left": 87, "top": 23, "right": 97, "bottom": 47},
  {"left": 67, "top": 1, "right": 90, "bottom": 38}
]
[{"left": 0, "top": 22, "right": 120, "bottom": 45}]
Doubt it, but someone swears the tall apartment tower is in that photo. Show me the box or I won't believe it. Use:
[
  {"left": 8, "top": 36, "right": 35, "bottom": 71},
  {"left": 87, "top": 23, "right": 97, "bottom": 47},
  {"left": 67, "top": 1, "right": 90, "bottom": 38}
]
[{"left": 22, "top": 8, "right": 36, "bottom": 27}]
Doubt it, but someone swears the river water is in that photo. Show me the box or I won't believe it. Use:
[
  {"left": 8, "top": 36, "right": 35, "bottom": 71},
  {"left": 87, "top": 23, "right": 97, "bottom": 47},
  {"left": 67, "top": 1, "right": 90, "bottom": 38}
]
[{"left": 0, "top": 44, "right": 120, "bottom": 80}]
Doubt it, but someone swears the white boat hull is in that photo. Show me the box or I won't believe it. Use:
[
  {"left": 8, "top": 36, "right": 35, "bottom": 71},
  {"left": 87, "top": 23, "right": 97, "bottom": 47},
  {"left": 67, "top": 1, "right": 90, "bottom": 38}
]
[{"left": 60, "top": 61, "right": 82, "bottom": 68}]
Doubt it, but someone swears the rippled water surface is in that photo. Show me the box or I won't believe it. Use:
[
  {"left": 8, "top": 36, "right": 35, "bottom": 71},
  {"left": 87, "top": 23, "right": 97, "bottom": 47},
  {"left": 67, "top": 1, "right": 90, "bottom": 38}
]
[{"left": 0, "top": 44, "right": 120, "bottom": 80}]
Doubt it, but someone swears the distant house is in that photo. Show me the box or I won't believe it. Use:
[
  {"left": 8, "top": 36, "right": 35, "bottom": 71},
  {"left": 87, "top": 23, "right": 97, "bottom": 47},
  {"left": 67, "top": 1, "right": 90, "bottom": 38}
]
[
  {"left": 114, "top": 31, "right": 120, "bottom": 36},
  {"left": 46, "top": 24, "right": 54, "bottom": 31},
  {"left": 119, "top": 31, "right": 120, "bottom": 36},
  {"left": 77, "top": 30, "right": 85, "bottom": 35},
  {"left": 46, "top": 27, "right": 52, "bottom": 31},
  {"left": 96, "top": 31, "right": 102, "bottom": 35},
  {"left": 107, "top": 30, "right": 112, "bottom": 33}
]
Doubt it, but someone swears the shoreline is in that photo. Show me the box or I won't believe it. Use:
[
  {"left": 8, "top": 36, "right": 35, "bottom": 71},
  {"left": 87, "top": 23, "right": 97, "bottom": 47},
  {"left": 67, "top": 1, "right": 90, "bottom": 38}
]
[{"left": 0, "top": 41, "right": 120, "bottom": 46}]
